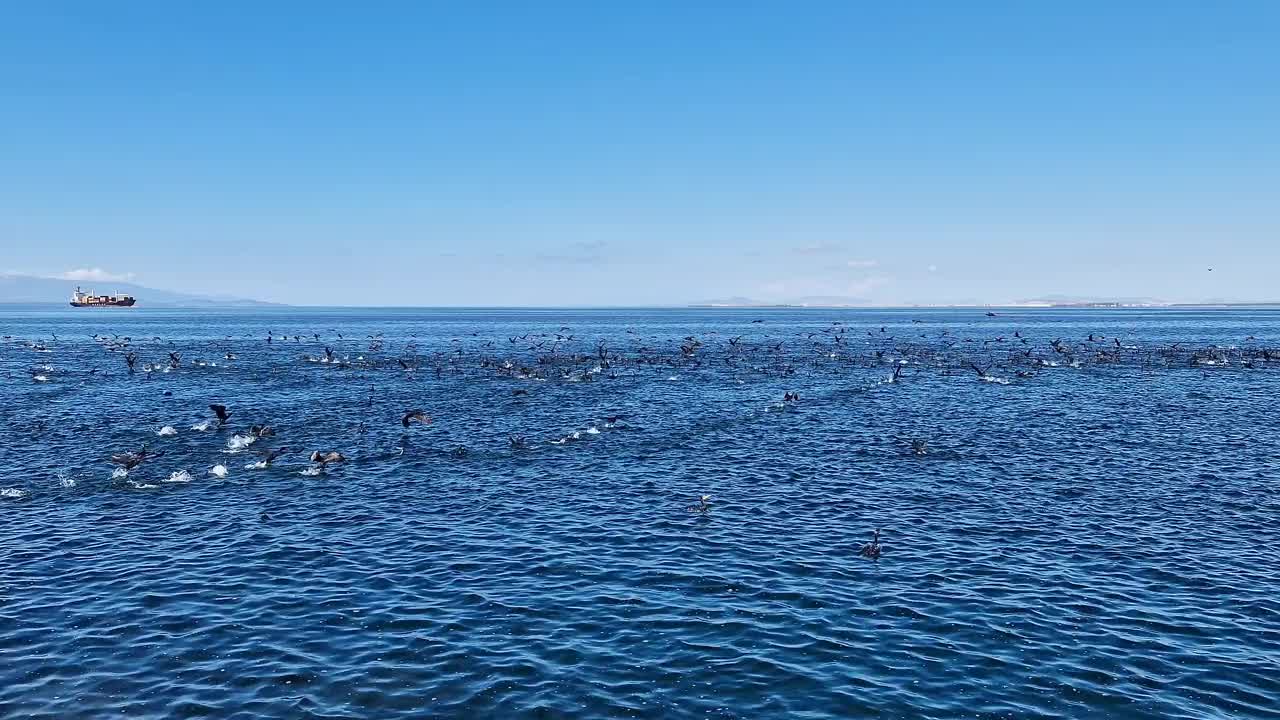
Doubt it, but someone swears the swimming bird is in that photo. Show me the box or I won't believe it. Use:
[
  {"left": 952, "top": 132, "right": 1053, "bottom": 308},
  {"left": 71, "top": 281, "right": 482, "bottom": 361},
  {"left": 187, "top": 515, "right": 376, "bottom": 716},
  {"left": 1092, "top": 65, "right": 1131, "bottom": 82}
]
[
  {"left": 686, "top": 495, "right": 712, "bottom": 514},
  {"left": 449, "top": 445, "right": 469, "bottom": 458},
  {"left": 910, "top": 438, "right": 929, "bottom": 456},
  {"left": 859, "top": 529, "right": 883, "bottom": 559},
  {"left": 109, "top": 446, "right": 164, "bottom": 471},
  {"left": 249, "top": 424, "right": 275, "bottom": 438},
  {"left": 210, "top": 403, "right": 230, "bottom": 426},
  {"left": 509, "top": 434, "right": 528, "bottom": 449},
  {"left": 257, "top": 446, "right": 292, "bottom": 466},
  {"left": 783, "top": 392, "right": 800, "bottom": 402},
  {"left": 309, "top": 450, "right": 346, "bottom": 466},
  {"left": 401, "top": 410, "right": 432, "bottom": 427}
]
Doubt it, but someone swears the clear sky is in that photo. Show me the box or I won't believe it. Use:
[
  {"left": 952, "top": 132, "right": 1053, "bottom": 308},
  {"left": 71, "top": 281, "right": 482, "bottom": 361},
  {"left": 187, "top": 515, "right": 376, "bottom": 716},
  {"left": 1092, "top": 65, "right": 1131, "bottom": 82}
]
[{"left": 3, "top": 2, "right": 1277, "bottom": 306}]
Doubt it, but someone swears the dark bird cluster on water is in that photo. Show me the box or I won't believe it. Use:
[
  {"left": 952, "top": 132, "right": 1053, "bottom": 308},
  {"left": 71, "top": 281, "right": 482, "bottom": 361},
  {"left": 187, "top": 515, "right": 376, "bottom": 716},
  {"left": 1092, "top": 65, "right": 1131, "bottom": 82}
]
[
  {"left": 9, "top": 314, "right": 1280, "bottom": 552},
  {"left": 9, "top": 319, "right": 1280, "bottom": 404}
]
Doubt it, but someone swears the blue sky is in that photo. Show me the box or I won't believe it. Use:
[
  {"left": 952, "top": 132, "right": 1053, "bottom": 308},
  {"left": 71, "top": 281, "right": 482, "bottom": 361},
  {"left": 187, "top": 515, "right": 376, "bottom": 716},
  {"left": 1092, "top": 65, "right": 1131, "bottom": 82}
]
[{"left": 3, "top": 2, "right": 1276, "bottom": 306}]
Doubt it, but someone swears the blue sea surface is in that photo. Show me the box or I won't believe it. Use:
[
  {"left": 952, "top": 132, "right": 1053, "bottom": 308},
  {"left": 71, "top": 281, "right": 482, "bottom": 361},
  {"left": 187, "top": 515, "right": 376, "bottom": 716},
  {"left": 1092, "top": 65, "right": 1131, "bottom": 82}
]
[{"left": 1, "top": 306, "right": 1278, "bottom": 718}]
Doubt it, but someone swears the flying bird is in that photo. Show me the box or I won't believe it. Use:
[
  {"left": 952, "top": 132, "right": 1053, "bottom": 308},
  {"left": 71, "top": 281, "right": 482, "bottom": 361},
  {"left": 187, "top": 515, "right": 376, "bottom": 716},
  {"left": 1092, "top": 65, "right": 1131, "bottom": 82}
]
[{"left": 210, "top": 404, "right": 231, "bottom": 426}]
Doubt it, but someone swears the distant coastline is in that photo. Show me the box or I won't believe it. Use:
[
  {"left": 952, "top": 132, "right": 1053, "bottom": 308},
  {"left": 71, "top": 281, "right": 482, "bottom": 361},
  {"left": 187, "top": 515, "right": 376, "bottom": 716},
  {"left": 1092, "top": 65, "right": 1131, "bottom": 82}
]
[
  {"left": 0, "top": 273, "right": 279, "bottom": 308},
  {"left": 689, "top": 303, "right": 1280, "bottom": 309}
]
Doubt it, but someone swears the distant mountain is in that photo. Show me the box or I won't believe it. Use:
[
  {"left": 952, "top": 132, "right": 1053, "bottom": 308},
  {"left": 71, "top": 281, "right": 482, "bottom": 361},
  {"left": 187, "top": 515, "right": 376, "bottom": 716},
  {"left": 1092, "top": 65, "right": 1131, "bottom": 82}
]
[
  {"left": 788, "top": 295, "right": 875, "bottom": 307},
  {"left": 692, "top": 295, "right": 874, "bottom": 308},
  {"left": 0, "top": 274, "right": 279, "bottom": 307},
  {"left": 1015, "top": 294, "right": 1171, "bottom": 307},
  {"left": 691, "top": 296, "right": 775, "bottom": 307}
]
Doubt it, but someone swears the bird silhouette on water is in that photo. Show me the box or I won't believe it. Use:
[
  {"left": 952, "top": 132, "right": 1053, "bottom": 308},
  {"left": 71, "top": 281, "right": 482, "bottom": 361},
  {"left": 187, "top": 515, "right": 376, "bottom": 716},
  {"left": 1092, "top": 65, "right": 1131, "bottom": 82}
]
[
  {"left": 309, "top": 451, "right": 346, "bottom": 466},
  {"left": 401, "top": 410, "right": 432, "bottom": 428},
  {"left": 686, "top": 495, "right": 712, "bottom": 514},
  {"left": 109, "top": 446, "right": 164, "bottom": 471},
  {"left": 859, "top": 529, "right": 883, "bottom": 559},
  {"left": 256, "top": 446, "right": 292, "bottom": 466},
  {"left": 209, "top": 404, "right": 230, "bottom": 427}
]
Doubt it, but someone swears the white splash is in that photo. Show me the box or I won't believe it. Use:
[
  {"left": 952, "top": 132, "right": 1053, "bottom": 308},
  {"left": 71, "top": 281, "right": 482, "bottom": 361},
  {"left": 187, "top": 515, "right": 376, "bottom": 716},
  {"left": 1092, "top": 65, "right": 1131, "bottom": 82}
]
[
  {"left": 111, "top": 467, "right": 130, "bottom": 480},
  {"left": 56, "top": 470, "right": 76, "bottom": 488},
  {"left": 32, "top": 374, "right": 49, "bottom": 383},
  {"left": 209, "top": 464, "right": 228, "bottom": 478},
  {"left": 299, "top": 466, "right": 323, "bottom": 476},
  {"left": 585, "top": 426, "right": 601, "bottom": 435},
  {"left": 157, "top": 425, "right": 178, "bottom": 437},
  {"left": 227, "top": 434, "right": 257, "bottom": 451},
  {"left": 164, "top": 470, "right": 194, "bottom": 483},
  {"left": 191, "top": 419, "right": 216, "bottom": 431},
  {"left": 1, "top": 488, "right": 29, "bottom": 499},
  {"left": 244, "top": 460, "right": 268, "bottom": 470}
]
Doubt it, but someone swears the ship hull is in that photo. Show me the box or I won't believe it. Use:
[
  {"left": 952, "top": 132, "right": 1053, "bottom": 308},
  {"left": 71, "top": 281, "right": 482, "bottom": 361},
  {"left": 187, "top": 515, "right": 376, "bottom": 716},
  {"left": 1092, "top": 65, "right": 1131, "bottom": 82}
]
[{"left": 70, "top": 299, "right": 136, "bottom": 307}]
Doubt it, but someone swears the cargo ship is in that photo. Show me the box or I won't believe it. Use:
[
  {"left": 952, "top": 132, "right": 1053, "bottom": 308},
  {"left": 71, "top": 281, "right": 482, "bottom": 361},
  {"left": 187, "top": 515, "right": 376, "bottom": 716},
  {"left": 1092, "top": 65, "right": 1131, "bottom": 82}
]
[{"left": 70, "top": 286, "right": 137, "bottom": 307}]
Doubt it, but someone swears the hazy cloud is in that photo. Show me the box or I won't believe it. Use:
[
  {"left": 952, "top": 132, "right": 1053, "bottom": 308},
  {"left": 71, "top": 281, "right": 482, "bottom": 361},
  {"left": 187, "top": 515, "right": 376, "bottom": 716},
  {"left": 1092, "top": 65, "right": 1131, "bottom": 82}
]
[
  {"left": 59, "top": 268, "right": 135, "bottom": 283},
  {"left": 845, "top": 259, "right": 879, "bottom": 269}
]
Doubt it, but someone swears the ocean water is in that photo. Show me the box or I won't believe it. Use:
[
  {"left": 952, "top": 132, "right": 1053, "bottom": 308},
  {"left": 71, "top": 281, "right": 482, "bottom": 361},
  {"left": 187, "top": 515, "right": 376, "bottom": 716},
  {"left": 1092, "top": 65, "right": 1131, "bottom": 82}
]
[{"left": 2, "top": 306, "right": 1279, "bottom": 719}]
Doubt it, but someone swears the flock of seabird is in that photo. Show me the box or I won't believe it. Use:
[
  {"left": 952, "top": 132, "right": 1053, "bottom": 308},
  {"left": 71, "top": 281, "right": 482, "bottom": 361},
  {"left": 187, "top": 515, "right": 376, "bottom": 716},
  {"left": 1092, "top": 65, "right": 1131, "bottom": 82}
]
[{"left": 7, "top": 316, "right": 1279, "bottom": 561}]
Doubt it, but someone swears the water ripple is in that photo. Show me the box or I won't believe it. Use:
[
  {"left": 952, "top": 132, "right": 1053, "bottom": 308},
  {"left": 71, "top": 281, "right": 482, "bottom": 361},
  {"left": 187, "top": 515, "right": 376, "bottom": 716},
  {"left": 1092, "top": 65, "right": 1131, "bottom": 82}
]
[{"left": 2, "top": 307, "right": 1279, "bottom": 718}]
